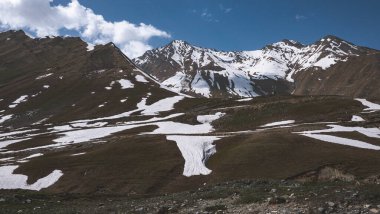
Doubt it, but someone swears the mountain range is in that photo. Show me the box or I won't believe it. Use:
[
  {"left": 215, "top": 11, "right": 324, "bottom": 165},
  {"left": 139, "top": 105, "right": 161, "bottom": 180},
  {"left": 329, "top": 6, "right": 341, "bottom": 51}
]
[
  {"left": 1, "top": 30, "right": 380, "bottom": 204},
  {"left": 134, "top": 36, "right": 380, "bottom": 99}
]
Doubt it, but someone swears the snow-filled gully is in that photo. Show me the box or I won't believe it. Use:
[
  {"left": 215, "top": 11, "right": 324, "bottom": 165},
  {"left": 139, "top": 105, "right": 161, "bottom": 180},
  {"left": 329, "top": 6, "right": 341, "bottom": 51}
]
[{"left": 167, "top": 135, "right": 221, "bottom": 177}]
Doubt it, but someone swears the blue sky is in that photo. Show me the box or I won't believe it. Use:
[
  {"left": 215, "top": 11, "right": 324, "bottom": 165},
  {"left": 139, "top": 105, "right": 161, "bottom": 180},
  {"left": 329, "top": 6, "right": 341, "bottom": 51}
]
[
  {"left": 50, "top": 0, "right": 380, "bottom": 51},
  {"left": 1, "top": 0, "right": 378, "bottom": 57}
]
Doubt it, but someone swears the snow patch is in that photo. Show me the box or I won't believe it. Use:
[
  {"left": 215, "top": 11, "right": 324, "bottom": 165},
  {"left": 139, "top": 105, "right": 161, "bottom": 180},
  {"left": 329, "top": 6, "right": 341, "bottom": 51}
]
[
  {"left": 261, "top": 120, "right": 295, "bottom": 128},
  {"left": 0, "top": 165, "right": 63, "bottom": 191},
  {"left": 162, "top": 72, "right": 190, "bottom": 93},
  {"left": 0, "top": 138, "right": 31, "bottom": 150},
  {"left": 297, "top": 125, "right": 380, "bottom": 139},
  {"left": 351, "top": 115, "right": 365, "bottom": 122},
  {"left": 191, "top": 72, "right": 211, "bottom": 98},
  {"left": 71, "top": 152, "right": 86, "bottom": 156},
  {"left": 117, "top": 79, "right": 134, "bottom": 89},
  {"left": 9, "top": 95, "right": 28, "bottom": 108},
  {"left": 53, "top": 125, "right": 143, "bottom": 145},
  {"left": 86, "top": 43, "right": 95, "bottom": 51},
  {"left": 313, "top": 55, "right": 337, "bottom": 69},
  {"left": 237, "top": 98, "right": 253, "bottom": 102},
  {"left": 140, "top": 96, "right": 184, "bottom": 116},
  {"left": 70, "top": 122, "right": 107, "bottom": 128},
  {"left": 32, "top": 117, "right": 51, "bottom": 125},
  {"left": 36, "top": 73, "right": 53, "bottom": 80},
  {"left": 0, "top": 129, "right": 37, "bottom": 138},
  {"left": 52, "top": 125, "right": 74, "bottom": 132},
  {"left": 197, "top": 112, "right": 225, "bottom": 124},
  {"left": 300, "top": 134, "right": 380, "bottom": 150},
  {"left": 296, "top": 125, "right": 380, "bottom": 150},
  {"left": 355, "top": 99, "right": 380, "bottom": 112},
  {"left": 98, "top": 102, "right": 107, "bottom": 108},
  {"left": 20, "top": 153, "right": 43, "bottom": 160},
  {"left": 167, "top": 135, "right": 221, "bottom": 177},
  {"left": 150, "top": 121, "right": 214, "bottom": 134},
  {"left": 0, "top": 157, "right": 13, "bottom": 162},
  {"left": 0, "top": 115, "right": 13, "bottom": 124},
  {"left": 135, "top": 75, "right": 149, "bottom": 83},
  {"left": 31, "top": 91, "right": 42, "bottom": 98}
]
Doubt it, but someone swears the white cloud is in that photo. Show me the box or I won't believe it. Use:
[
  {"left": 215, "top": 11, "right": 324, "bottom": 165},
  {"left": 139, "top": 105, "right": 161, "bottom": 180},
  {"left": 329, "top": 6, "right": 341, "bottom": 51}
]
[
  {"left": 0, "top": 0, "right": 170, "bottom": 58},
  {"left": 295, "top": 14, "right": 307, "bottom": 21},
  {"left": 200, "top": 9, "right": 219, "bottom": 23},
  {"left": 219, "top": 4, "right": 232, "bottom": 13},
  {"left": 201, "top": 9, "right": 212, "bottom": 18},
  {"left": 190, "top": 9, "right": 197, "bottom": 13}
]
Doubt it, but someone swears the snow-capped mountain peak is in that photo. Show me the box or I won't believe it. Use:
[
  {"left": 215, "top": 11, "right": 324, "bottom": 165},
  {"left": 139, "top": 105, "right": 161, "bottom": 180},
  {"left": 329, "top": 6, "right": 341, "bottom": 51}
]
[{"left": 134, "top": 36, "right": 377, "bottom": 98}]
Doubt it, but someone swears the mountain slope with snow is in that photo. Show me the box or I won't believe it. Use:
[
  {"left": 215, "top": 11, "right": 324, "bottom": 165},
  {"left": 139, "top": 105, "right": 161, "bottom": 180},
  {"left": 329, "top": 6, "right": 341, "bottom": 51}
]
[
  {"left": 1, "top": 30, "right": 380, "bottom": 197},
  {"left": 0, "top": 30, "right": 180, "bottom": 128},
  {"left": 134, "top": 36, "right": 379, "bottom": 98}
]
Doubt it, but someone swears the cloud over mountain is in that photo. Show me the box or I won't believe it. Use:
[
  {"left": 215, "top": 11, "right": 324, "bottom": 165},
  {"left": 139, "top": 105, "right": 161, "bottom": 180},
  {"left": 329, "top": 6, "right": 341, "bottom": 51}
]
[{"left": 0, "top": 0, "right": 170, "bottom": 57}]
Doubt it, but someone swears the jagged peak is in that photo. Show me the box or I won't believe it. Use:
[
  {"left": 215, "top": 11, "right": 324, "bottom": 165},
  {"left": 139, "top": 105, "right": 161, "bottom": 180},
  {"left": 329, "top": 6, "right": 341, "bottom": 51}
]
[
  {"left": 163, "top": 40, "right": 193, "bottom": 51},
  {"left": 281, "top": 39, "right": 304, "bottom": 47},
  {"left": 319, "top": 35, "right": 345, "bottom": 43},
  {"left": 316, "top": 35, "right": 357, "bottom": 48},
  {"left": 165, "top": 40, "right": 216, "bottom": 52},
  {"left": 0, "top": 29, "right": 31, "bottom": 40},
  {"left": 0, "top": 29, "right": 92, "bottom": 46},
  {"left": 264, "top": 39, "right": 304, "bottom": 52},
  {"left": 93, "top": 42, "right": 126, "bottom": 55},
  {"left": 158, "top": 40, "right": 190, "bottom": 53},
  {"left": 313, "top": 35, "right": 368, "bottom": 54},
  {"left": 1, "top": 29, "right": 27, "bottom": 36},
  {"left": 269, "top": 39, "right": 305, "bottom": 49},
  {"left": 170, "top": 40, "right": 189, "bottom": 46},
  {"left": 105, "top": 42, "right": 117, "bottom": 47}
]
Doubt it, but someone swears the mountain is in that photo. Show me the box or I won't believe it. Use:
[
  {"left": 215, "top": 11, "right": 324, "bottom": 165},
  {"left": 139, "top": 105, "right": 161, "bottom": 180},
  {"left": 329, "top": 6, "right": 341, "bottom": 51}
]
[
  {"left": 0, "top": 30, "right": 178, "bottom": 128},
  {"left": 1, "top": 30, "right": 380, "bottom": 203},
  {"left": 292, "top": 51, "right": 380, "bottom": 98},
  {"left": 134, "top": 36, "right": 379, "bottom": 98}
]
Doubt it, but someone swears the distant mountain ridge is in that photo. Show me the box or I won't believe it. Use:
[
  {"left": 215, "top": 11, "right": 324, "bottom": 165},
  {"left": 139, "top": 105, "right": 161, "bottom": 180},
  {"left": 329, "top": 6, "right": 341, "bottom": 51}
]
[{"left": 134, "top": 36, "right": 379, "bottom": 98}]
